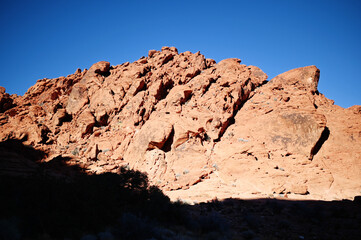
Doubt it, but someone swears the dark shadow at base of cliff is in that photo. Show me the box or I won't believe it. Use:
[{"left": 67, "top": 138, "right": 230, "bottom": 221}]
[
  {"left": 187, "top": 197, "right": 361, "bottom": 240},
  {"left": 0, "top": 140, "right": 230, "bottom": 240},
  {"left": 0, "top": 139, "right": 360, "bottom": 240}
]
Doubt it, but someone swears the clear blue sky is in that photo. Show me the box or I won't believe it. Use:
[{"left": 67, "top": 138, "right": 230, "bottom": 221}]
[{"left": 1, "top": 0, "right": 360, "bottom": 108}]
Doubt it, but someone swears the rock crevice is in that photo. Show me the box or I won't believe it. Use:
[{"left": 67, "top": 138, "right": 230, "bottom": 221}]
[{"left": 310, "top": 126, "right": 330, "bottom": 159}]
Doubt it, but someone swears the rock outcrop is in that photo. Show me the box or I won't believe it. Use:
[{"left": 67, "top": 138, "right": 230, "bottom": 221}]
[{"left": 1, "top": 47, "right": 360, "bottom": 202}]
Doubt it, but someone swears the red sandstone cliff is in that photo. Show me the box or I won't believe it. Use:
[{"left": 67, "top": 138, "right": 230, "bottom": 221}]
[{"left": 1, "top": 47, "right": 360, "bottom": 202}]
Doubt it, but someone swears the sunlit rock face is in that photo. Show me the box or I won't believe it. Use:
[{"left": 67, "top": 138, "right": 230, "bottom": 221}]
[{"left": 1, "top": 47, "right": 360, "bottom": 202}]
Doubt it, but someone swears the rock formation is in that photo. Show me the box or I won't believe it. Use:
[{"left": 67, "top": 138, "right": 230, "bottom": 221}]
[{"left": 1, "top": 47, "right": 360, "bottom": 202}]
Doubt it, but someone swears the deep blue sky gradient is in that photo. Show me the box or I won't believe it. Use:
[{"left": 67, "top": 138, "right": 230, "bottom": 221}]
[{"left": 1, "top": 0, "right": 360, "bottom": 107}]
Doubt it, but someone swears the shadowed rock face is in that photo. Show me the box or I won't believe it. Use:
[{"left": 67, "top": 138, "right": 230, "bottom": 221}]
[{"left": 1, "top": 47, "right": 360, "bottom": 202}]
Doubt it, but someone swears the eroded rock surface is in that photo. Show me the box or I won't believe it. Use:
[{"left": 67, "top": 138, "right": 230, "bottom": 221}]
[{"left": 1, "top": 47, "right": 360, "bottom": 202}]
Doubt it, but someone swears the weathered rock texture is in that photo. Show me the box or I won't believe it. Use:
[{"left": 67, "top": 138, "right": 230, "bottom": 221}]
[{"left": 1, "top": 47, "right": 360, "bottom": 202}]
